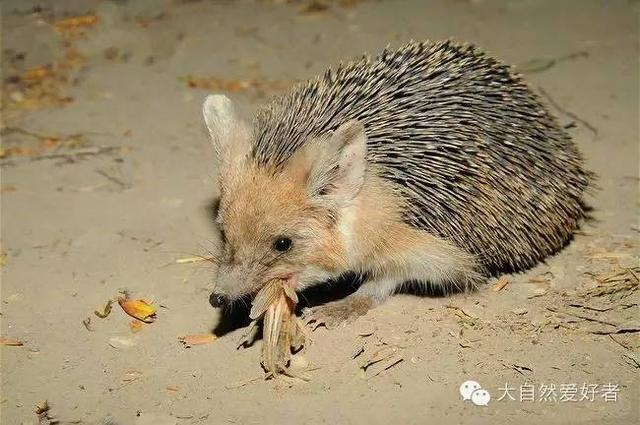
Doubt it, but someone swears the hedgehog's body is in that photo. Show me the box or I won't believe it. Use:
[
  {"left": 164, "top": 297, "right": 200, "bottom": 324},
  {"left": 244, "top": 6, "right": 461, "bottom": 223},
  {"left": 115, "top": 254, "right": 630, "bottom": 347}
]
[
  {"left": 252, "top": 41, "right": 590, "bottom": 275},
  {"left": 204, "top": 41, "right": 592, "bottom": 324}
]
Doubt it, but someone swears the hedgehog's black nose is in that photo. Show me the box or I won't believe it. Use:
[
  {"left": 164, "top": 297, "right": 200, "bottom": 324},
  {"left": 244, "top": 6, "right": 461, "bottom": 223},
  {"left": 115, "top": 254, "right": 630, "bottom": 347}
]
[{"left": 209, "top": 292, "right": 230, "bottom": 308}]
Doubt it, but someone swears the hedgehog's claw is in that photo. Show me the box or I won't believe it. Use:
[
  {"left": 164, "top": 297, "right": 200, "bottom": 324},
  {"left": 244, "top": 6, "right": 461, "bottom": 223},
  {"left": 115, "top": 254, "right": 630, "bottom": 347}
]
[{"left": 302, "top": 296, "right": 373, "bottom": 330}]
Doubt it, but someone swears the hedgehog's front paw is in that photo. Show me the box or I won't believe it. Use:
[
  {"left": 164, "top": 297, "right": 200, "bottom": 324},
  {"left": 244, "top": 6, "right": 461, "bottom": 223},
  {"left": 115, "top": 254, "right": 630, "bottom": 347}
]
[{"left": 303, "top": 296, "right": 374, "bottom": 330}]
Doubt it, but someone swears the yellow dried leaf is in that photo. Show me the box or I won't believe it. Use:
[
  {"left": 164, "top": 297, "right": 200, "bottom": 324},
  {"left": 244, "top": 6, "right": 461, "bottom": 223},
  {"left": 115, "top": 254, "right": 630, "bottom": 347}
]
[
  {"left": 178, "top": 334, "right": 217, "bottom": 347},
  {"left": 118, "top": 297, "right": 156, "bottom": 323}
]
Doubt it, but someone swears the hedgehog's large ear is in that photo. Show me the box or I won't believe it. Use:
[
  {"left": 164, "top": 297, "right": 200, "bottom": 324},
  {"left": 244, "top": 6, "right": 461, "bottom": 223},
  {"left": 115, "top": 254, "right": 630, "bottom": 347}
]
[
  {"left": 202, "top": 94, "right": 250, "bottom": 161},
  {"left": 305, "top": 120, "right": 367, "bottom": 203}
]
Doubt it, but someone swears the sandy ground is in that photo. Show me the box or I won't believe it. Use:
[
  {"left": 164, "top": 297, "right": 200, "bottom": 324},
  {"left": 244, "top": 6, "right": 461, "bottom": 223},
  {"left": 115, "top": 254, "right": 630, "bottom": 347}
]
[{"left": 1, "top": 0, "right": 638, "bottom": 424}]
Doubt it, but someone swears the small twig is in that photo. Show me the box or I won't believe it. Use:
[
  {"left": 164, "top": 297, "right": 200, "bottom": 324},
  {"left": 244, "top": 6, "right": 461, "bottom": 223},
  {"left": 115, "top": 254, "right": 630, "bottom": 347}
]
[
  {"left": 224, "top": 376, "right": 262, "bottom": 390},
  {"left": 1, "top": 146, "right": 122, "bottom": 165},
  {"left": 501, "top": 362, "right": 533, "bottom": 376},
  {"left": 369, "top": 357, "right": 404, "bottom": 378},
  {"left": 360, "top": 347, "right": 400, "bottom": 371},
  {"left": 546, "top": 306, "right": 618, "bottom": 327},
  {"left": 538, "top": 87, "right": 598, "bottom": 135},
  {"left": 622, "top": 354, "right": 640, "bottom": 369},
  {"left": 567, "top": 303, "right": 613, "bottom": 312},
  {"left": 518, "top": 51, "right": 589, "bottom": 74},
  {"left": 608, "top": 334, "right": 632, "bottom": 350},
  {"left": 2, "top": 126, "right": 55, "bottom": 140},
  {"left": 96, "top": 169, "right": 128, "bottom": 189},
  {"left": 34, "top": 147, "right": 121, "bottom": 161},
  {"left": 82, "top": 317, "right": 93, "bottom": 332},
  {"left": 590, "top": 328, "right": 640, "bottom": 335},
  {"left": 554, "top": 322, "right": 577, "bottom": 331},
  {"left": 445, "top": 304, "right": 477, "bottom": 319},
  {"left": 1, "top": 126, "right": 105, "bottom": 142},
  {"left": 143, "top": 241, "right": 164, "bottom": 252}
]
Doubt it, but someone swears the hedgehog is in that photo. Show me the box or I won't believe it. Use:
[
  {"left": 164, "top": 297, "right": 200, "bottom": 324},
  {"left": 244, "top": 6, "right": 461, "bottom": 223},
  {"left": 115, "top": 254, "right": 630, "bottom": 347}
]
[{"left": 203, "top": 40, "right": 593, "bottom": 327}]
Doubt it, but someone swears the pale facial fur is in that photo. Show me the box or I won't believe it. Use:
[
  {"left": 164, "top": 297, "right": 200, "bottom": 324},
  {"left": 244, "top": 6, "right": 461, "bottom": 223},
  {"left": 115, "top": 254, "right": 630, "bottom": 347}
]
[
  {"left": 203, "top": 95, "right": 363, "bottom": 301},
  {"left": 213, "top": 163, "right": 348, "bottom": 299},
  {"left": 202, "top": 94, "right": 479, "bottom": 314}
]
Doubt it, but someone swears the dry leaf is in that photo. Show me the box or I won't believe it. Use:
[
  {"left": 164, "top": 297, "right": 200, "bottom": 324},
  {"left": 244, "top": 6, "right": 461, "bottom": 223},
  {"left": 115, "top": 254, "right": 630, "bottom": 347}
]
[
  {"left": 82, "top": 317, "right": 94, "bottom": 331},
  {"left": 178, "top": 334, "right": 217, "bottom": 347},
  {"left": 1, "top": 337, "right": 24, "bottom": 346},
  {"left": 53, "top": 15, "right": 99, "bottom": 31},
  {"left": 0, "top": 185, "right": 18, "bottom": 193},
  {"left": 118, "top": 297, "right": 156, "bottom": 323},
  {"left": 183, "top": 75, "right": 288, "bottom": 94},
  {"left": 300, "top": 1, "right": 329, "bottom": 14},
  {"left": 94, "top": 299, "right": 113, "bottom": 318},
  {"left": 21, "top": 65, "right": 53, "bottom": 83},
  {"left": 122, "top": 369, "right": 143, "bottom": 383},
  {"left": 493, "top": 276, "right": 509, "bottom": 291}
]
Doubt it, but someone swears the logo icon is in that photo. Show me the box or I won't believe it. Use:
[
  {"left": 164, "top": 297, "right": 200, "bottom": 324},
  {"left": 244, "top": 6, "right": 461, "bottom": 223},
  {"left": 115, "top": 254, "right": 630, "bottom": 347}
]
[{"left": 460, "top": 380, "right": 491, "bottom": 406}]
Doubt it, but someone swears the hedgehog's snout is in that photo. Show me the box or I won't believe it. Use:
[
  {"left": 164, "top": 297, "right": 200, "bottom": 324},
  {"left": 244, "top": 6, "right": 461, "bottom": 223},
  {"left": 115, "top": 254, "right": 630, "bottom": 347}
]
[
  {"left": 212, "top": 262, "right": 252, "bottom": 302},
  {"left": 209, "top": 292, "right": 230, "bottom": 308}
]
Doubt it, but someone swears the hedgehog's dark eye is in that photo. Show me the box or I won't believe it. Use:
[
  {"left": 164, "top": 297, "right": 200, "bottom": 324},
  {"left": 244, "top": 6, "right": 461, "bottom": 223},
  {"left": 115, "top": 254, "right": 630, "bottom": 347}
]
[{"left": 273, "top": 237, "right": 292, "bottom": 252}]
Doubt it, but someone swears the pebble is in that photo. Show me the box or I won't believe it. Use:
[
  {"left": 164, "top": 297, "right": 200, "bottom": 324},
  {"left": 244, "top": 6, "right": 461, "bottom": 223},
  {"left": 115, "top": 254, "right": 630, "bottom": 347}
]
[{"left": 108, "top": 336, "right": 137, "bottom": 350}]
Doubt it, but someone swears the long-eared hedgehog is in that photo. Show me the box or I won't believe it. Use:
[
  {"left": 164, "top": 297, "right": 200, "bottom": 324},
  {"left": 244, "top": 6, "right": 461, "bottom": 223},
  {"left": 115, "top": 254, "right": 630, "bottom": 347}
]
[{"left": 203, "top": 40, "right": 594, "bottom": 326}]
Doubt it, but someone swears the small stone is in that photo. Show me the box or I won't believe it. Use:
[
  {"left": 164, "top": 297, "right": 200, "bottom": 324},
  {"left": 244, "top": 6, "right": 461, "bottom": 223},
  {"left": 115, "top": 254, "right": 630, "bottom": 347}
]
[
  {"left": 108, "top": 336, "right": 137, "bottom": 349},
  {"left": 289, "top": 355, "right": 309, "bottom": 370}
]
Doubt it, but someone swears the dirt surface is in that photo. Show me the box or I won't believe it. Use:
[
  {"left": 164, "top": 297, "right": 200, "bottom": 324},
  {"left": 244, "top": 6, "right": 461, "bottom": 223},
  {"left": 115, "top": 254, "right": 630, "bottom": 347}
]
[{"left": 1, "top": 1, "right": 638, "bottom": 424}]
